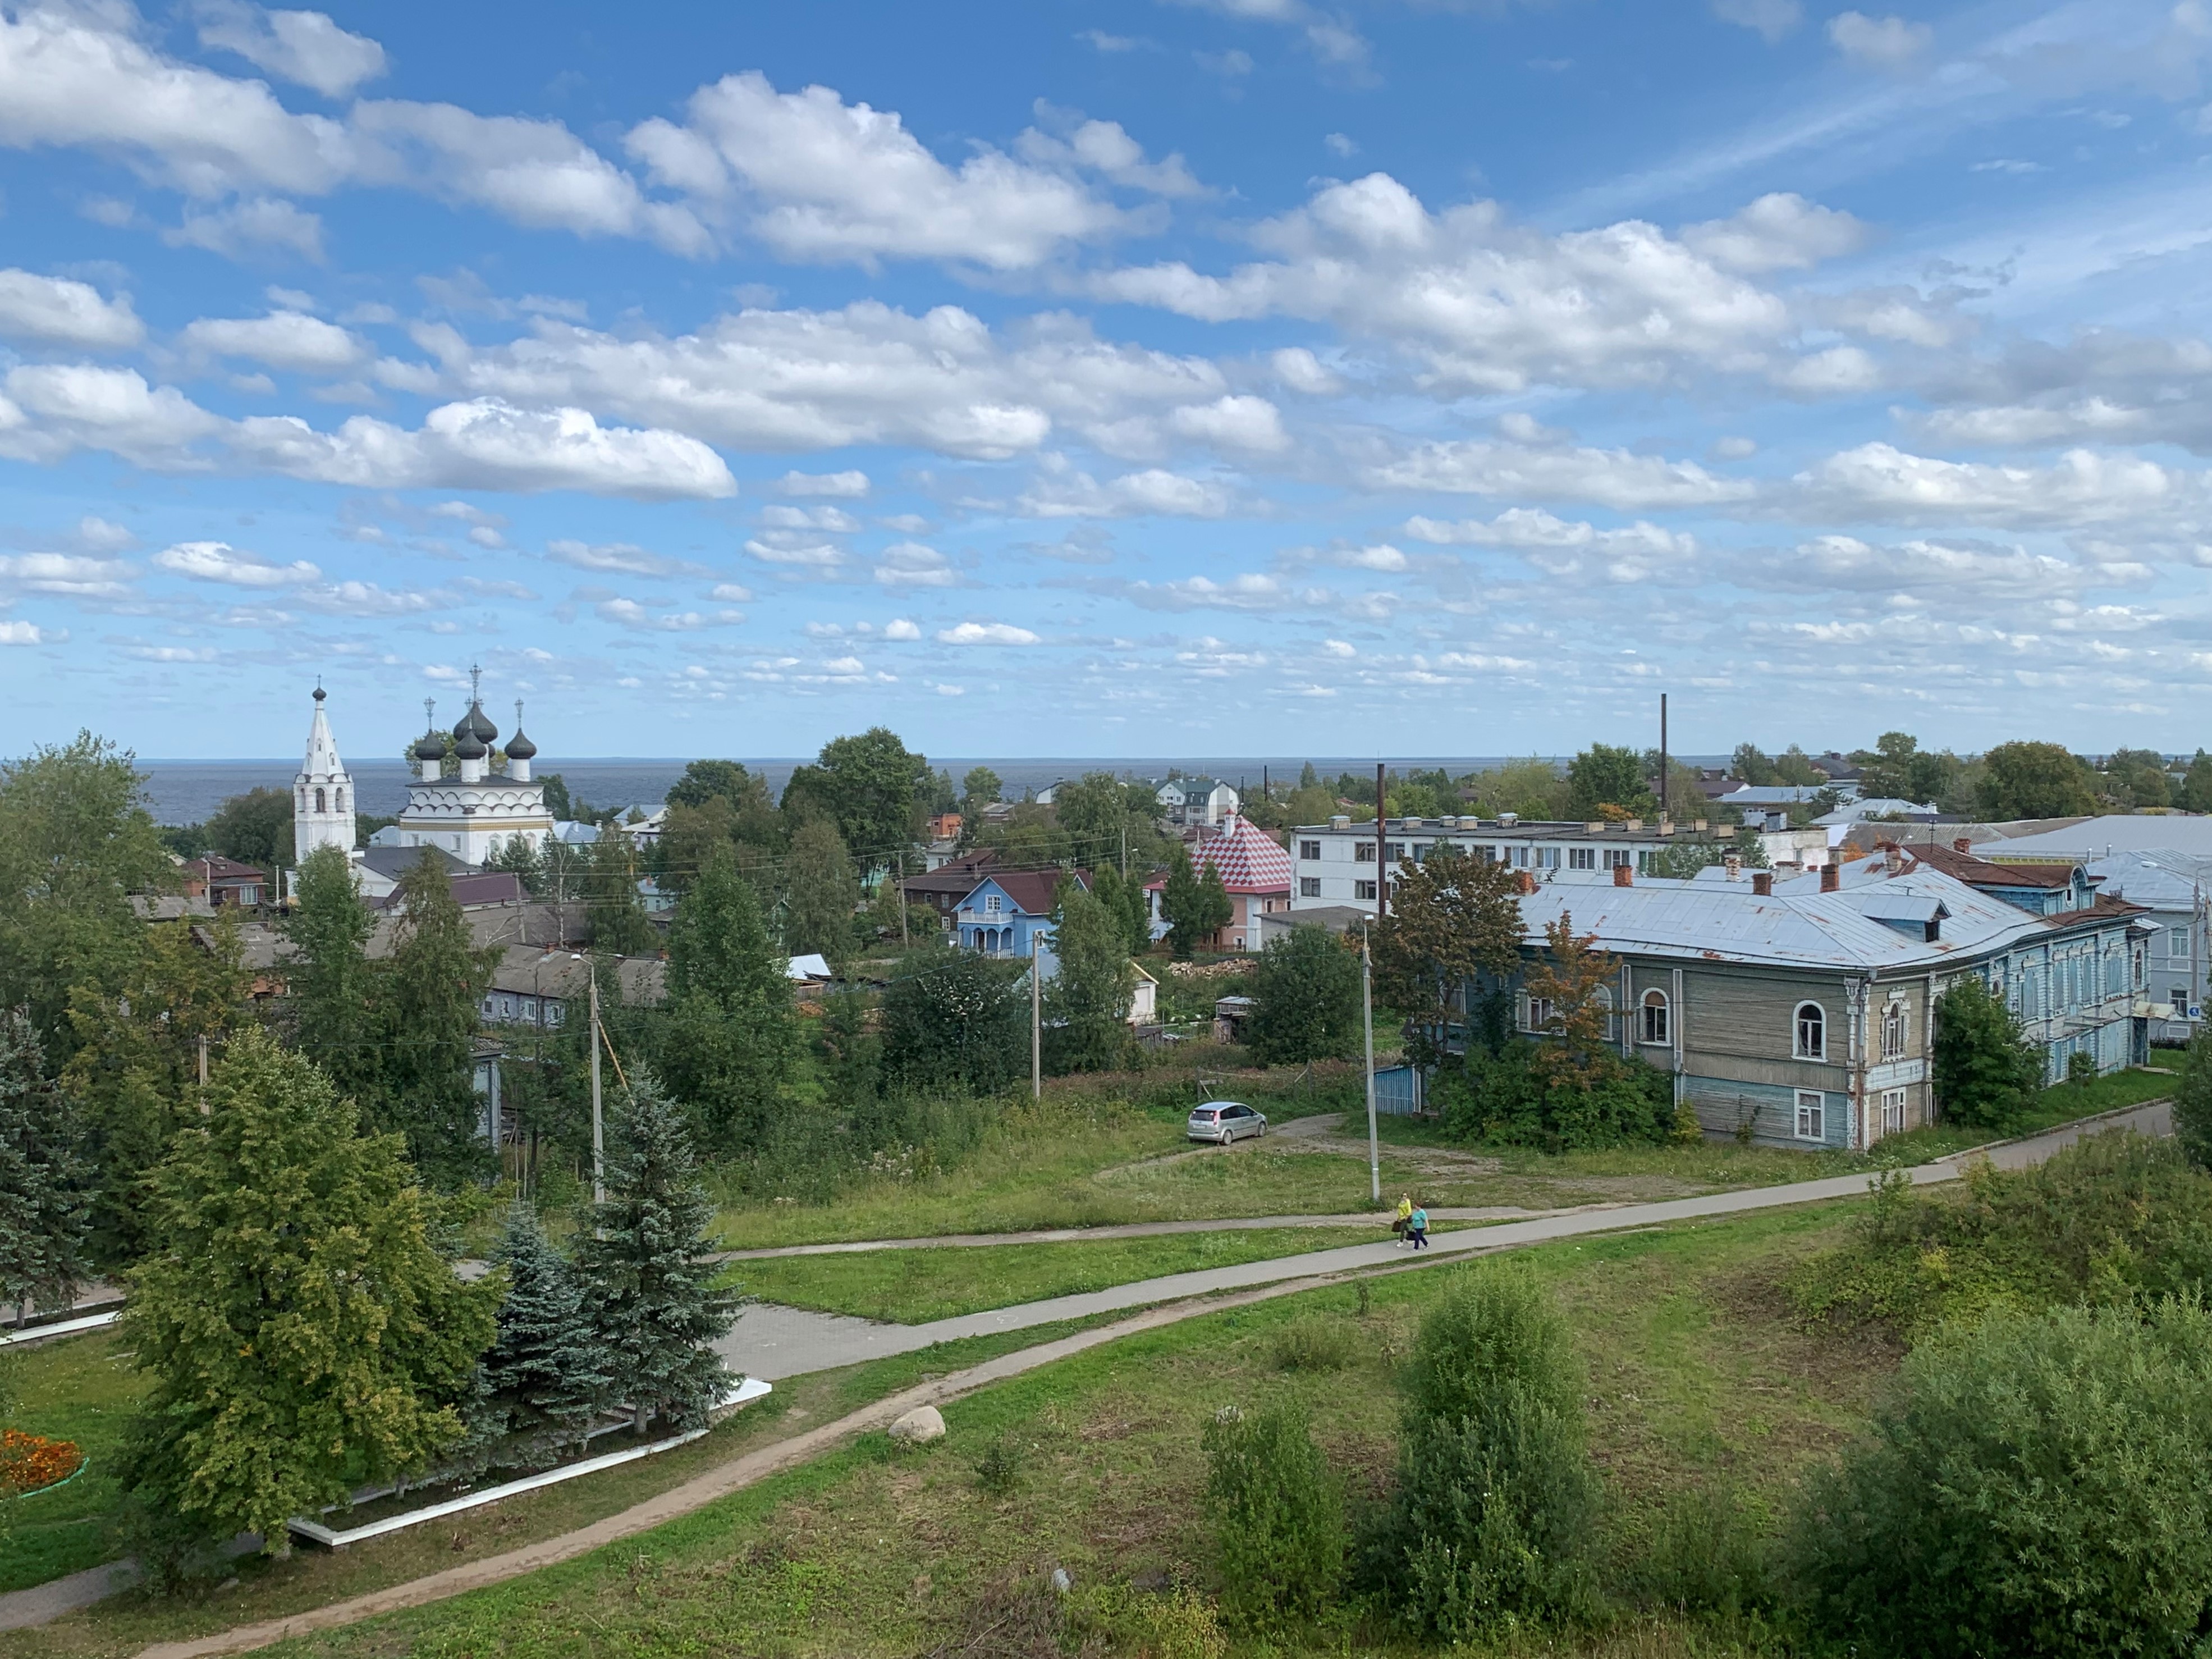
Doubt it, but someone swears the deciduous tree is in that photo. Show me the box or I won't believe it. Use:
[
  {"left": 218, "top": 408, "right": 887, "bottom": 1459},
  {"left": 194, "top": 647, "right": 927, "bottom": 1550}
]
[
  {"left": 1977, "top": 740, "right": 2097, "bottom": 821},
  {"left": 116, "top": 1029, "right": 497, "bottom": 1575},
  {"left": 1374, "top": 848, "right": 1523, "bottom": 1058},
  {"left": 281, "top": 846, "right": 378, "bottom": 1109},
  {"left": 660, "top": 847, "right": 798, "bottom": 1151},
  {"left": 881, "top": 949, "right": 1027, "bottom": 1094},
  {"left": 204, "top": 787, "right": 293, "bottom": 875},
  {"left": 0, "top": 734, "right": 175, "bottom": 1063},
  {"left": 374, "top": 853, "right": 500, "bottom": 1183},
  {"left": 1043, "top": 880, "right": 1134, "bottom": 1073},
  {"left": 781, "top": 728, "right": 928, "bottom": 865},
  {"left": 1566, "top": 744, "right": 1654, "bottom": 820},
  {"left": 782, "top": 817, "right": 860, "bottom": 966},
  {"left": 1247, "top": 925, "right": 1363, "bottom": 1064}
]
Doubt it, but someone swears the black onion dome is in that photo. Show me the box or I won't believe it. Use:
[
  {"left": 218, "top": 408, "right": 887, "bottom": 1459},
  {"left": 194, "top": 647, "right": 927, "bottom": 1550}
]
[
  {"left": 452, "top": 727, "right": 488, "bottom": 761},
  {"left": 414, "top": 728, "right": 447, "bottom": 762},
  {"left": 504, "top": 727, "right": 537, "bottom": 761},
  {"left": 456, "top": 699, "right": 500, "bottom": 744}
]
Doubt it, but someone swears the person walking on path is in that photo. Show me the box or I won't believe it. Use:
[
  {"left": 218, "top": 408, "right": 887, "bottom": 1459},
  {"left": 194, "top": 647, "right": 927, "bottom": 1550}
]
[
  {"left": 1393, "top": 1194, "right": 1413, "bottom": 1248},
  {"left": 1408, "top": 1203, "right": 1430, "bottom": 1251}
]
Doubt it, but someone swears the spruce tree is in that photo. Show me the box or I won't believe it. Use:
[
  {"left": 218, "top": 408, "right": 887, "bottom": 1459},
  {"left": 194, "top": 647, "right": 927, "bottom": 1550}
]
[
  {"left": 116, "top": 1027, "right": 498, "bottom": 1572},
  {"left": 577, "top": 1068, "right": 739, "bottom": 1434},
  {"left": 482, "top": 1202, "right": 608, "bottom": 1468},
  {"left": 0, "top": 1009, "right": 89, "bottom": 1326}
]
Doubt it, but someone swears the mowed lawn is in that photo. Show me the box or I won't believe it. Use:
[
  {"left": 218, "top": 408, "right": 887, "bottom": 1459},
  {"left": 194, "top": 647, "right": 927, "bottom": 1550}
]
[
  {"left": 727, "top": 1226, "right": 1389, "bottom": 1323},
  {"left": 204, "top": 1201, "right": 1890, "bottom": 1659},
  {"left": 2, "top": 1329, "right": 141, "bottom": 1594}
]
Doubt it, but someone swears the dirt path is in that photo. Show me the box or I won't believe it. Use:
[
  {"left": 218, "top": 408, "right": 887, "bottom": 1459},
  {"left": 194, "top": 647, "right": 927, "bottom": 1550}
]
[{"left": 118, "top": 1098, "right": 2170, "bottom": 1659}]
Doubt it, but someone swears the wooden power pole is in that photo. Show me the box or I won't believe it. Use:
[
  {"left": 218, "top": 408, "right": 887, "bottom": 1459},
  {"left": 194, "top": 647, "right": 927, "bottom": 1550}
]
[
  {"left": 1031, "top": 930, "right": 1043, "bottom": 1099},
  {"left": 589, "top": 970, "right": 604, "bottom": 1207},
  {"left": 1660, "top": 692, "right": 1670, "bottom": 819}
]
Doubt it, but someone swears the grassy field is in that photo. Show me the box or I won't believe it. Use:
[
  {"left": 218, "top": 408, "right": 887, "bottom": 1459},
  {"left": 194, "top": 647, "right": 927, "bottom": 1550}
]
[
  {"left": 0, "top": 1311, "right": 1121, "bottom": 1651},
  {"left": 119, "top": 1200, "right": 1884, "bottom": 1659},
  {"left": 1, "top": 1331, "right": 141, "bottom": 1594},
  {"left": 728, "top": 1226, "right": 1387, "bottom": 1323},
  {"left": 708, "top": 1050, "right": 2176, "bottom": 1255}
]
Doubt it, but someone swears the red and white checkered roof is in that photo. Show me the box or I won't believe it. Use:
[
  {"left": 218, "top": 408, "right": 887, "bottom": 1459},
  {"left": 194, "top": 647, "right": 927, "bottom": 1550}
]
[{"left": 1193, "top": 814, "right": 1292, "bottom": 893}]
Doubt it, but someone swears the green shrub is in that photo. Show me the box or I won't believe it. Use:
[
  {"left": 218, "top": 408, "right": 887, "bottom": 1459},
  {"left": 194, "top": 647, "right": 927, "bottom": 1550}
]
[
  {"left": 1932, "top": 975, "right": 2043, "bottom": 1131},
  {"left": 1272, "top": 1314, "right": 1355, "bottom": 1372},
  {"left": 1618, "top": 1482, "right": 1774, "bottom": 1618},
  {"left": 1432, "top": 1040, "right": 1673, "bottom": 1151},
  {"left": 1361, "top": 1263, "right": 1599, "bottom": 1640},
  {"left": 971, "top": 1433, "right": 1026, "bottom": 1496},
  {"left": 2173, "top": 1025, "right": 2212, "bottom": 1172},
  {"left": 1201, "top": 1401, "right": 1346, "bottom": 1629},
  {"left": 1789, "top": 1300, "right": 2212, "bottom": 1658},
  {"left": 1787, "top": 1131, "right": 2212, "bottom": 1336}
]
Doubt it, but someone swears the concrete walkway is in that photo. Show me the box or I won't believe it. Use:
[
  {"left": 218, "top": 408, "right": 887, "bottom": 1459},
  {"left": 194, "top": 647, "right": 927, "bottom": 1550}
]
[
  {"left": 718, "top": 1100, "right": 2170, "bottom": 1381},
  {"left": 716, "top": 1205, "right": 1564, "bottom": 1260}
]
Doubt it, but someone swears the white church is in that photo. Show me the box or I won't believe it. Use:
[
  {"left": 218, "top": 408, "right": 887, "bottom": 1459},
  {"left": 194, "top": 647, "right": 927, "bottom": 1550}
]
[{"left": 293, "top": 669, "right": 554, "bottom": 875}]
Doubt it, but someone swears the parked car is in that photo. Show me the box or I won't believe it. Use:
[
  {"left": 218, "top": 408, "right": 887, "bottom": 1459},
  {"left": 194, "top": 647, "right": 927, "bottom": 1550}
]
[{"left": 1187, "top": 1102, "right": 1267, "bottom": 1145}]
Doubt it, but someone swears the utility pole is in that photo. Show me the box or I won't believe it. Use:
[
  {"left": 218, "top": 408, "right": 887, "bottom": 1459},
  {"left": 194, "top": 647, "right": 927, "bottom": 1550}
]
[
  {"left": 1660, "top": 692, "right": 1670, "bottom": 819},
  {"left": 1375, "top": 761, "right": 1389, "bottom": 921},
  {"left": 1120, "top": 821, "right": 1127, "bottom": 878},
  {"left": 1363, "top": 929, "right": 1380, "bottom": 1204},
  {"left": 896, "top": 851, "right": 910, "bottom": 947},
  {"left": 589, "top": 970, "right": 604, "bottom": 1207},
  {"left": 1030, "top": 930, "right": 1043, "bottom": 1100}
]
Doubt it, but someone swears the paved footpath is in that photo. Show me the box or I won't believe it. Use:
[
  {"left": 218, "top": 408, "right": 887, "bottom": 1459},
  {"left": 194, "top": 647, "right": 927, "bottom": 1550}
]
[
  {"left": 0, "top": 1099, "right": 2163, "bottom": 1649},
  {"left": 719, "top": 1100, "right": 2171, "bottom": 1382}
]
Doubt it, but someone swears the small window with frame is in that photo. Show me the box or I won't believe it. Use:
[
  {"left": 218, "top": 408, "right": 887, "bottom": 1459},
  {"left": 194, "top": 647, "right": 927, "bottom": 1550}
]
[
  {"left": 1640, "top": 989, "right": 1670, "bottom": 1045},
  {"left": 1880, "top": 1087, "right": 1906, "bottom": 1135},
  {"left": 1794, "top": 1089, "right": 1825, "bottom": 1141},
  {"left": 1794, "top": 1001, "right": 1826, "bottom": 1061}
]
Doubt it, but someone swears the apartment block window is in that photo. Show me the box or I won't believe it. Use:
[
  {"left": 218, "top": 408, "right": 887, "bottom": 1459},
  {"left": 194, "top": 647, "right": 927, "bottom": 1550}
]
[
  {"left": 1604, "top": 848, "right": 1631, "bottom": 870},
  {"left": 1412, "top": 843, "right": 1431, "bottom": 862},
  {"left": 1794, "top": 1001, "right": 1826, "bottom": 1061},
  {"left": 1354, "top": 879, "right": 1377, "bottom": 901},
  {"left": 1639, "top": 989, "right": 1670, "bottom": 1045},
  {"left": 1355, "top": 843, "right": 1376, "bottom": 862},
  {"left": 1569, "top": 847, "right": 1596, "bottom": 871},
  {"left": 1299, "top": 877, "right": 1322, "bottom": 898},
  {"left": 1535, "top": 846, "right": 1560, "bottom": 869},
  {"left": 1299, "top": 840, "right": 1321, "bottom": 861},
  {"left": 1880, "top": 1000, "right": 1906, "bottom": 1061},
  {"left": 1880, "top": 1087, "right": 1907, "bottom": 1135},
  {"left": 1387, "top": 842, "right": 1407, "bottom": 862},
  {"left": 1794, "top": 1089, "right": 1826, "bottom": 1141},
  {"left": 2174, "top": 927, "right": 2194, "bottom": 962},
  {"left": 1476, "top": 845, "right": 1499, "bottom": 862}
]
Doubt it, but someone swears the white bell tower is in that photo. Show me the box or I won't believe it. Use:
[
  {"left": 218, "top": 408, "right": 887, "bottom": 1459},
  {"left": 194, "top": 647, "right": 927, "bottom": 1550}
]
[{"left": 294, "top": 684, "right": 358, "bottom": 864}]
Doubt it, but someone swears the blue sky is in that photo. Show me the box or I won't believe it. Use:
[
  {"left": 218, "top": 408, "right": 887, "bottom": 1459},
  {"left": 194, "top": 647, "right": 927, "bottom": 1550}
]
[{"left": 2, "top": 0, "right": 2209, "bottom": 761}]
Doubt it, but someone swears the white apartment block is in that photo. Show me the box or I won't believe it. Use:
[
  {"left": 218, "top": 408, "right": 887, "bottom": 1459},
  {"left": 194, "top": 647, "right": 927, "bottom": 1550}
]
[{"left": 1289, "top": 813, "right": 1831, "bottom": 916}]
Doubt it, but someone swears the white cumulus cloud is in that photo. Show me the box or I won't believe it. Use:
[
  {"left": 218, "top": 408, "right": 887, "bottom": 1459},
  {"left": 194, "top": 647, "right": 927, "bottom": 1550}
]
[
  {"left": 194, "top": 2, "right": 387, "bottom": 98},
  {"left": 937, "top": 620, "right": 1041, "bottom": 645},
  {"left": 0, "top": 271, "right": 142, "bottom": 348},
  {"left": 153, "top": 539, "right": 319, "bottom": 586}
]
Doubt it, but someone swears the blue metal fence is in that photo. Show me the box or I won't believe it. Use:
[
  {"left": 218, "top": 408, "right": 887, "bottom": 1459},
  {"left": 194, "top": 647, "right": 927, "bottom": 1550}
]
[{"left": 1374, "top": 1064, "right": 1424, "bottom": 1116}]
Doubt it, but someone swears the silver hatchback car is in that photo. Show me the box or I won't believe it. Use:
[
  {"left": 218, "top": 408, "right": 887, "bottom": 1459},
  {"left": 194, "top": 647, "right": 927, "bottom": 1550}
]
[{"left": 1187, "top": 1102, "right": 1268, "bottom": 1144}]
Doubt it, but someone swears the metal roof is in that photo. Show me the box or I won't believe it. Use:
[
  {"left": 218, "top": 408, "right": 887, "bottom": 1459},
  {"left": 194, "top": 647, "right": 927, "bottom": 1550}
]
[
  {"left": 1515, "top": 863, "right": 2131, "bottom": 973},
  {"left": 2081, "top": 848, "right": 2212, "bottom": 913},
  {"left": 1989, "top": 814, "right": 2212, "bottom": 858}
]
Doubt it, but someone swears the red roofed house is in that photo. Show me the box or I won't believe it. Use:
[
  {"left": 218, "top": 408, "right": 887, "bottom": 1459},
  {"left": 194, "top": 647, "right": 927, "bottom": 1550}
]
[{"left": 1145, "top": 814, "right": 1293, "bottom": 953}]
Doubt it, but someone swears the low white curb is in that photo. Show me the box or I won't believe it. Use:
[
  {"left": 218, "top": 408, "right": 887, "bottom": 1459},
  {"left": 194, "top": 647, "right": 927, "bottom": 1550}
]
[
  {"left": 286, "top": 1378, "right": 772, "bottom": 1548},
  {"left": 0, "top": 1308, "right": 122, "bottom": 1347}
]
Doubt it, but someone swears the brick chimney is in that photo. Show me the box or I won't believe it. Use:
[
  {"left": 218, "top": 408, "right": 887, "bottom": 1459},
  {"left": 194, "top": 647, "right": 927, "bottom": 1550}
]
[
  {"left": 1613, "top": 863, "right": 1633, "bottom": 887},
  {"left": 1751, "top": 871, "right": 1773, "bottom": 897},
  {"left": 1881, "top": 841, "right": 1905, "bottom": 876},
  {"left": 1953, "top": 837, "right": 1973, "bottom": 855},
  {"left": 1723, "top": 852, "right": 1743, "bottom": 880},
  {"left": 1820, "top": 861, "right": 1841, "bottom": 893},
  {"left": 1515, "top": 870, "right": 1537, "bottom": 895}
]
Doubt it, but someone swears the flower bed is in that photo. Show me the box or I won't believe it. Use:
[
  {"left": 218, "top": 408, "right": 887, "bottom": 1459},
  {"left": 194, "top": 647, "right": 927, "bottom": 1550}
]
[{"left": 0, "top": 1429, "right": 85, "bottom": 1494}]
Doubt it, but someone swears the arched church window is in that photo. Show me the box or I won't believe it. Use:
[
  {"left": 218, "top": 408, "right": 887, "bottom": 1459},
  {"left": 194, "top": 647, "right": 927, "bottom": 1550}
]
[{"left": 315, "top": 788, "right": 327, "bottom": 813}]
